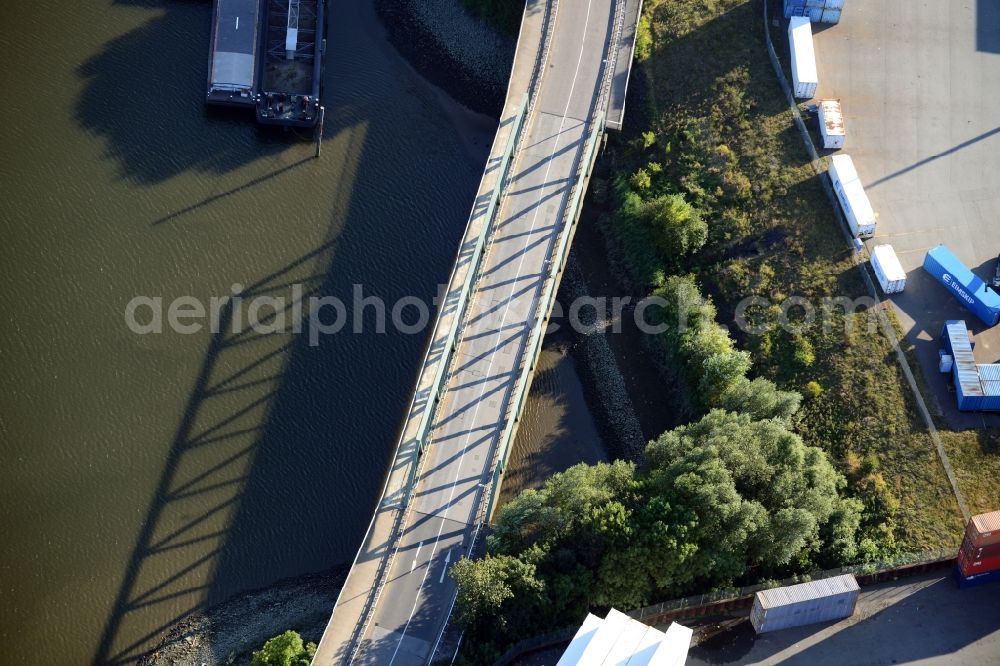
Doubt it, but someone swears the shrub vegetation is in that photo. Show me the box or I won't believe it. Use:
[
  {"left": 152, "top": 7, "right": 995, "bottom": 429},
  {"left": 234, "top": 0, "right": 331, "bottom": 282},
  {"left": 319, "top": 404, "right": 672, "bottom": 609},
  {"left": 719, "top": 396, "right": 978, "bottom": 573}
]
[{"left": 451, "top": 0, "right": 975, "bottom": 660}]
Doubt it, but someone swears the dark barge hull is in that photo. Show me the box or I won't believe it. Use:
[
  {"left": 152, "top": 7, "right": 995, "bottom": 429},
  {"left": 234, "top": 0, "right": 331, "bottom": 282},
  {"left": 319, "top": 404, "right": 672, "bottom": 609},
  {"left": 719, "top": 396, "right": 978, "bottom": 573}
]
[{"left": 254, "top": 0, "right": 326, "bottom": 128}]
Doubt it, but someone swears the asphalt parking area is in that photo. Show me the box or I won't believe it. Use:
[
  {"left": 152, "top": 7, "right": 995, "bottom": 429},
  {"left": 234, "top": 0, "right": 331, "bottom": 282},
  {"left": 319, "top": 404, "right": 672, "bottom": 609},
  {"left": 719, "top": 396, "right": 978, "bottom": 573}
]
[
  {"left": 807, "top": 0, "right": 1000, "bottom": 425},
  {"left": 686, "top": 570, "right": 1000, "bottom": 665}
]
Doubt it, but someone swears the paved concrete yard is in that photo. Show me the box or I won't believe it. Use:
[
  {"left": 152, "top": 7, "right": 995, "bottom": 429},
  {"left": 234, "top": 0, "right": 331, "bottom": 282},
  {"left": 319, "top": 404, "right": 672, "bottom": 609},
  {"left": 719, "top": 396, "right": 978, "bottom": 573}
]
[
  {"left": 687, "top": 571, "right": 1000, "bottom": 665},
  {"left": 810, "top": 1, "right": 1000, "bottom": 426}
]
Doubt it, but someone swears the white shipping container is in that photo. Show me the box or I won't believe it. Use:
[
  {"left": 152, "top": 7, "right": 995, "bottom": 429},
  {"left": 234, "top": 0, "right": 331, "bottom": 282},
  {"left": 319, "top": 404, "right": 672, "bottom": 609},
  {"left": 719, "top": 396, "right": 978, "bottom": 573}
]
[
  {"left": 870, "top": 244, "right": 906, "bottom": 294},
  {"left": 818, "top": 99, "right": 845, "bottom": 149},
  {"left": 751, "top": 575, "right": 860, "bottom": 634},
  {"left": 828, "top": 154, "right": 877, "bottom": 238},
  {"left": 940, "top": 353, "right": 954, "bottom": 373},
  {"left": 788, "top": 17, "right": 818, "bottom": 99}
]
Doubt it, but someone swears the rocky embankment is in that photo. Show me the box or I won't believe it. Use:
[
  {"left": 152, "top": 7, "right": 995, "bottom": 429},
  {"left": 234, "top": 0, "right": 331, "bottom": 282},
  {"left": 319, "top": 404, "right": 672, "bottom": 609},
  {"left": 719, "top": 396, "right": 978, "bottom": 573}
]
[
  {"left": 375, "top": 0, "right": 516, "bottom": 116},
  {"left": 142, "top": 568, "right": 345, "bottom": 666}
]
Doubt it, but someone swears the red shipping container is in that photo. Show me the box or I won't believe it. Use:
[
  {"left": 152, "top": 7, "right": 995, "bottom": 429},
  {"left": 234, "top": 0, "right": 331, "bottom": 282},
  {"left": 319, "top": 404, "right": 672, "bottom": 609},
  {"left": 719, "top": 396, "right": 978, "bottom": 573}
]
[
  {"left": 960, "top": 538, "right": 1000, "bottom": 561},
  {"left": 957, "top": 549, "right": 1000, "bottom": 577},
  {"left": 965, "top": 510, "right": 1000, "bottom": 548}
]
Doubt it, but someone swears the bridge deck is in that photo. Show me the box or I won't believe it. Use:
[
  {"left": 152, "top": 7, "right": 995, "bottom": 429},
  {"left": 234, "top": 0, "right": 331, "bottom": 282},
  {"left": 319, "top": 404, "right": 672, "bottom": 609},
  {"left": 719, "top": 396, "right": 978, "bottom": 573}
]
[{"left": 314, "top": 0, "right": 617, "bottom": 662}]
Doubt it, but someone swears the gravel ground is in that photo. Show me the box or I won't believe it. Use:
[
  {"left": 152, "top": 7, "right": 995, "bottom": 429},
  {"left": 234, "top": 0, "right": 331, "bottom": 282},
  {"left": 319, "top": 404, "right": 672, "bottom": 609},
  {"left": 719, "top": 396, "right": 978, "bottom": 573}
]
[{"left": 143, "top": 568, "right": 346, "bottom": 666}]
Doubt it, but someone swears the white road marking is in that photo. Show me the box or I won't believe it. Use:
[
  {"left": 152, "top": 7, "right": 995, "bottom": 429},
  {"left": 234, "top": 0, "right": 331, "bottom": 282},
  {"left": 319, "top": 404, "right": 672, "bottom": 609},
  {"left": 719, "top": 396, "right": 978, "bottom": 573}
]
[
  {"left": 388, "top": 2, "right": 597, "bottom": 662},
  {"left": 439, "top": 549, "right": 452, "bottom": 584},
  {"left": 235, "top": 16, "right": 239, "bottom": 30},
  {"left": 411, "top": 541, "right": 423, "bottom": 572}
]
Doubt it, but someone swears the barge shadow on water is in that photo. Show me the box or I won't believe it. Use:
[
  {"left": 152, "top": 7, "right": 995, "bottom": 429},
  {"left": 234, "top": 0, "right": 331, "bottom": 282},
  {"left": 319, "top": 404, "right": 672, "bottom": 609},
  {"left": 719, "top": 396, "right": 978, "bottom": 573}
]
[{"left": 207, "top": 0, "right": 326, "bottom": 129}]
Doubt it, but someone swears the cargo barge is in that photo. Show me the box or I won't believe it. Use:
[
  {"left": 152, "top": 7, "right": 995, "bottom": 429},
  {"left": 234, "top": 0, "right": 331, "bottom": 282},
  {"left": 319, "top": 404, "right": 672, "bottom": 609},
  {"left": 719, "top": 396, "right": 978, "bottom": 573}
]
[
  {"left": 207, "top": 0, "right": 263, "bottom": 107},
  {"left": 207, "top": 0, "right": 325, "bottom": 128},
  {"left": 255, "top": 0, "right": 325, "bottom": 127}
]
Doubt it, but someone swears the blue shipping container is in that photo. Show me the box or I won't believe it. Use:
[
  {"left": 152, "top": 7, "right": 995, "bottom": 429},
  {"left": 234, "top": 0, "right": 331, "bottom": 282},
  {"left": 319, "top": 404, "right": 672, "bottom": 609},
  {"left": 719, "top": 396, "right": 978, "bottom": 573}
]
[
  {"left": 923, "top": 245, "right": 1000, "bottom": 327},
  {"left": 784, "top": 0, "right": 806, "bottom": 18},
  {"left": 785, "top": 0, "right": 843, "bottom": 22},
  {"left": 941, "top": 321, "right": 1000, "bottom": 412},
  {"left": 954, "top": 564, "right": 1000, "bottom": 589}
]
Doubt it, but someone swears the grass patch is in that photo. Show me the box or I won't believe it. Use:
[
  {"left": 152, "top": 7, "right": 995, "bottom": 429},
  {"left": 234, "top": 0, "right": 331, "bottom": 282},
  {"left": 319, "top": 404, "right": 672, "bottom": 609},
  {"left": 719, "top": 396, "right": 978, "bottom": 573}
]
[
  {"left": 941, "top": 430, "right": 1000, "bottom": 517},
  {"left": 601, "top": 0, "right": 965, "bottom": 551}
]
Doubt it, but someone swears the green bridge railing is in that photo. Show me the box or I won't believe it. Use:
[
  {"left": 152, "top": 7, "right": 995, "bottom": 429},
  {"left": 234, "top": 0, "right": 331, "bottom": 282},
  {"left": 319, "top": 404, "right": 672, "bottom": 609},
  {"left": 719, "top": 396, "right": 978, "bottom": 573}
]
[
  {"left": 399, "top": 92, "right": 530, "bottom": 502},
  {"left": 482, "top": 108, "right": 607, "bottom": 525}
]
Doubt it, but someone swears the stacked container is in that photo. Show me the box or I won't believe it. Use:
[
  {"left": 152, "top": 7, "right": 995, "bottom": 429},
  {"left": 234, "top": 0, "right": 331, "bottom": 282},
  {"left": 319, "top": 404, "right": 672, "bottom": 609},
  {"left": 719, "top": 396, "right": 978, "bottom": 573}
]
[
  {"left": 784, "top": 0, "right": 845, "bottom": 24},
  {"left": 788, "top": 17, "right": 819, "bottom": 99},
  {"left": 955, "top": 510, "right": 1000, "bottom": 588},
  {"left": 939, "top": 321, "right": 1000, "bottom": 412}
]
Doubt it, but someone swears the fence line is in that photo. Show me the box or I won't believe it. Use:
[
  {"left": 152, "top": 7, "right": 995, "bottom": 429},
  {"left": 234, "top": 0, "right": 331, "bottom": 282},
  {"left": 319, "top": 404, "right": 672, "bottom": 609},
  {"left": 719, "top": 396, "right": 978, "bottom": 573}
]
[
  {"left": 494, "top": 550, "right": 956, "bottom": 664},
  {"left": 630, "top": 548, "right": 955, "bottom": 622}
]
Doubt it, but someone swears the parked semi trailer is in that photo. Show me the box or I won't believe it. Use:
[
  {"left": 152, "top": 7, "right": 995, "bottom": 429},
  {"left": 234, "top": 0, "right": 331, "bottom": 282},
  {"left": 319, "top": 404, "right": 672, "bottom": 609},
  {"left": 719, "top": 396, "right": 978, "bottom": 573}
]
[
  {"left": 924, "top": 245, "right": 1000, "bottom": 327},
  {"left": 818, "top": 99, "right": 845, "bottom": 149},
  {"left": 828, "top": 155, "right": 876, "bottom": 238},
  {"left": 870, "top": 244, "right": 905, "bottom": 294},
  {"left": 788, "top": 17, "right": 818, "bottom": 99}
]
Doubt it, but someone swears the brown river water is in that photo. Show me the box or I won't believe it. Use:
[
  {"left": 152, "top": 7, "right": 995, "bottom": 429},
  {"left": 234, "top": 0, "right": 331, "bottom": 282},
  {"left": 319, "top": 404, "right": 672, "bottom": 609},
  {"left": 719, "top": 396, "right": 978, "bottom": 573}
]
[{"left": 0, "top": 1, "right": 605, "bottom": 663}]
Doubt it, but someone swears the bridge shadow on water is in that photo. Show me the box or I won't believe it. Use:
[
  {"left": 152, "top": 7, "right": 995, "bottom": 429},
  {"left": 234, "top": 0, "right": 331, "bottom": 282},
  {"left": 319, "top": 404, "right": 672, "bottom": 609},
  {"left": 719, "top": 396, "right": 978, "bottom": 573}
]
[{"left": 87, "top": 0, "right": 496, "bottom": 663}]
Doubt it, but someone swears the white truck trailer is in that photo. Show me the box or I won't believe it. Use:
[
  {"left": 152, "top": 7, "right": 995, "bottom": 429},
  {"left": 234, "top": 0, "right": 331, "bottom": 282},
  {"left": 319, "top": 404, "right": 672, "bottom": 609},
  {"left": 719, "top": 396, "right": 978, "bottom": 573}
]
[
  {"left": 788, "top": 17, "right": 818, "bottom": 99},
  {"left": 870, "top": 244, "right": 906, "bottom": 294},
  {"left": 828, "top": 154, "right": 877, "bottom": 238}
]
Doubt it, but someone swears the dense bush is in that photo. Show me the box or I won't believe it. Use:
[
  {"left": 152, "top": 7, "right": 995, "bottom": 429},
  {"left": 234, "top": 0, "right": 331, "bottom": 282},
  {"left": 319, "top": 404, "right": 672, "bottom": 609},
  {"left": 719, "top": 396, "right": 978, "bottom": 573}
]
[
  {"left": 597, "top": 0, "right": 920, "bottom": 556},
  {"left": 453, "top": 406, "right": 861, "bottom": 656},
  {"left": 251, "top": 631, "right": 316, "bottom": 666}
]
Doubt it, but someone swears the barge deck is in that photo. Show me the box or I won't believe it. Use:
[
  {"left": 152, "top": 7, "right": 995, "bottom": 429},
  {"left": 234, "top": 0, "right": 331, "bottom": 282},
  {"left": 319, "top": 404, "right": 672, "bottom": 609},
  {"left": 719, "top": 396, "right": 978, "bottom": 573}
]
[
  {"left": 206, "top": 0, "right": 262, "bottom": 106},
  {"left": 256, "top": 0, "right": 325, "bottom": 128},
  {"left": 206, "top": 0, "right": 324, "bottom": 128}
]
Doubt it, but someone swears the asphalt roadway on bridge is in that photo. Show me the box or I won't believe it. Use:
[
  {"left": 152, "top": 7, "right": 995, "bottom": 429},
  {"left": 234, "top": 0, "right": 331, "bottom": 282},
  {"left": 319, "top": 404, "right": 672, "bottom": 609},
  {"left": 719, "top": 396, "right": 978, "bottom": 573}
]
[{"left": 350, "top": 1, "right": 616, "bottom": 663}]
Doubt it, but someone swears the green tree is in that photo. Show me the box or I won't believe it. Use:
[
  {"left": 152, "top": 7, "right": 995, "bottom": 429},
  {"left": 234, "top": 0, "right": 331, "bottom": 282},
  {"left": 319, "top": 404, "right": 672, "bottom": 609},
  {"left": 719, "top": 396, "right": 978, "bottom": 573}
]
[
  {"left": 251, "top": 631, "right": 316, "bottom": 666},
  {"left": 639, "top": 193, "right": 708, "bottom": 258},
  {"left": 645, "top": 410, "right": 856, "bottom": 571},
  {"left": 699, "top": 349, "right": 752, "bottom": 405},
  {"left": 489, "top": 461, "right": 636, "bottom": 555},
  {"left": 450, "top": 553, "right": 543, "bottom": 629},
  {"left": 719, "top": 376, "right": 802, "bottom": 423},
  {"left": 630, "top": 168, "right": 652, "bottom": 192},
  {"left": 649, "top": 274, "right": 750, "bottom": 411}
]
